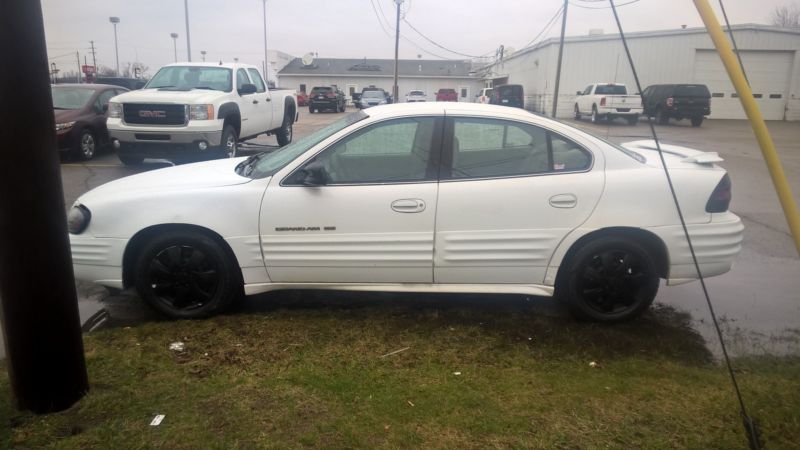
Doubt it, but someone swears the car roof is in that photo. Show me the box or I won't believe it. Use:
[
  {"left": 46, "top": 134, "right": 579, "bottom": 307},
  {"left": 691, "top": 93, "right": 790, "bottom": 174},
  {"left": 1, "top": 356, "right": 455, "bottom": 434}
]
[{"left": 363, "top": 102, "right": 538, "bottom": 119}]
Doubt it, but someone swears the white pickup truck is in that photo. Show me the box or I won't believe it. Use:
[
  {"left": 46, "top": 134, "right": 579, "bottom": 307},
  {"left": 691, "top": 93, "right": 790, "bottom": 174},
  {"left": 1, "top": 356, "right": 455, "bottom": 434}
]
[
  {"left": 107, "top": 62, "right": 298, "bottom": 165},
  {"left": 574, "top": 83, "right": 642, "bottom": 125}
]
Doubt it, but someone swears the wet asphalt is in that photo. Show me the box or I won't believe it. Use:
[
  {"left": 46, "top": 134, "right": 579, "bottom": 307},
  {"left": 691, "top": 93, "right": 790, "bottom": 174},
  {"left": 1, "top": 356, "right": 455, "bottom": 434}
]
[{"left": 3, "top": 108, "right": 797, "bottom": 360}]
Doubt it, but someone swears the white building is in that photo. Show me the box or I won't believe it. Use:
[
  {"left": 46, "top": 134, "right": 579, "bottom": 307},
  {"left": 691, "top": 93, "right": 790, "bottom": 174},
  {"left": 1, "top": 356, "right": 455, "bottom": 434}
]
[
  {"left": 482, "top": 24, "right": 800, "bottom": 121},
  {"left": 278, "top": 58, "right": 484, "bottom": 103}
]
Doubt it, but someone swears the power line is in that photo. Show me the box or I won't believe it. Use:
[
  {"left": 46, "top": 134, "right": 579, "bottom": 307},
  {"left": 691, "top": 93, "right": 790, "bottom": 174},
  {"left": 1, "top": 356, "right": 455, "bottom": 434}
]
[
  {"left": 520, "top": 4, "right": 565, "bottom": 49},
  {"left": 570, "top": 0, "right": 640, "bottom": 9},
  {"left": 402, "top": 18, "right": 487, "bottom": 58}
]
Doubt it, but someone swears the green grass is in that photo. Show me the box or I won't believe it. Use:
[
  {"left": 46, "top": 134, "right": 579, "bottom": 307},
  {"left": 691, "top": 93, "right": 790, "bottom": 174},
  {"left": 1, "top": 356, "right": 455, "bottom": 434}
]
[{"left": 1, "top": 293, "right": 799, "bottom": 449}]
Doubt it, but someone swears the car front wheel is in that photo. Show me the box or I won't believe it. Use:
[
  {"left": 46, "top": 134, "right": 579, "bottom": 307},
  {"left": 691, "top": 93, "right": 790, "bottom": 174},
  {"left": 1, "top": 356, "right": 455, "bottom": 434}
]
[
  {"left": 220, "top": 125, "right": 238, "bottom": 158},
  {"left": 574, "top": 104, "right": 581, "bottom": 120},
  {"left": 591, "top": 106, "right": 600, "bottom": 123},
  {"left": 276, "top": 116, "right": 293, "bottom": 146},
  {"left": 74, "top": 129, "right": 96, "bottom": 161},
  {"left": 134, "top": 230, "right": 240, "bottom": 319},
  {"left": 560, "top": 236, "right": 659, "bottom": 322}
]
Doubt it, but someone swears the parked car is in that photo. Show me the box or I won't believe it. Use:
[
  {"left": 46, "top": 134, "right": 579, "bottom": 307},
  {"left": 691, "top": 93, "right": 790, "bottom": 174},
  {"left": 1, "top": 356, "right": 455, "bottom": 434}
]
[
  {"left": 405, "top": 90, "right": 427, "bottom": 103},
  {"left": 475, "top": 87, "right": 493, "bottom": 104},
  {"left": 351, "top": 92, "right": 362, "bottom": 107},
  {"left": 641, "top": 84, "right": 711, "bottom": 127},
  {"left": 296, "top": 91, "right": 308, "bottom": 106},
  {"left": 309, "top": 86, "right": 346, "bottom": 113},
  {"left": 574, "top": 83, "right": 642, "bottom": 125},
  {"left": 490, "top": 84, "right": 524, "bottom": 109},
  {"left": 436, "top": 88, "right": 458, "bottom": 102},
  {"left": 94, "top": 77, "right": 147, "bottom": 90},
  {"left": 53, "top": 84, "right": 128, "bottom": 160},
  {"left": 107, "top": 63, "right": 297, "bottom": 165},
  {"left": 359, "top": 89, "right": 390, "bottom": 108},
  {"left": 69, "top": 103, "right": 742, "bottom": 323}
]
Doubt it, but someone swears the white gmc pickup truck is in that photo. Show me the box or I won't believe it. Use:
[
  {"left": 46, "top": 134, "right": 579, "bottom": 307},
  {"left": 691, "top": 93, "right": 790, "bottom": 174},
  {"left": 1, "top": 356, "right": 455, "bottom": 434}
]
[
  {"left": 107, "top": 63, "right": 298, "bottom": 165},
  {"left": 574, "top": 83, "right": 642, "bottom": 125}
]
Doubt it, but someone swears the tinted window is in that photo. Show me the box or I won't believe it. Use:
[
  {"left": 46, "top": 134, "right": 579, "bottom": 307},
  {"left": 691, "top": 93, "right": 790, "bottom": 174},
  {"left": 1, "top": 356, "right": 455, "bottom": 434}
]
[
  {"left": 247, "top": 69, "right": 266, "bottom": 93},
  {"left": 236, "top": 69, "right": 250, "bottom": 91},
  {"left": 675, "top": 85, "right": 710, "bottom": 97},
  {"left": 450, "top": 118, "right": 550, "bottom": 179},
  {"left": 311, "top": 87, "right": 332, "bottom": 95},
  {"left": 594, "top": 85, "right": 627, "bottom": 95},
  {"left": 303, "top": 117, "right": 438, "bottom": 184}
]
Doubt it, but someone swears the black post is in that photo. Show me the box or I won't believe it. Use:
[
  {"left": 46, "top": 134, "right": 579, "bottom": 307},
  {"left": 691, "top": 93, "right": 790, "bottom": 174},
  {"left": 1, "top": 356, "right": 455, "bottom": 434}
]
[
  {"left": 551, "top": 0, "right": 568, "bottom": 118},
  {"left": 0, "top": 0, "right": 89, "bottom": 413}
]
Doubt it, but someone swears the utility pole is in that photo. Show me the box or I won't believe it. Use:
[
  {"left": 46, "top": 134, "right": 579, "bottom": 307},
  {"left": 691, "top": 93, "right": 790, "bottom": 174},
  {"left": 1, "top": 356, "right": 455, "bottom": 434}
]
[
  {"left": 262, "top": 0, "right": 268, "bottom": 82},
  {"left": 76, "top": 51, "right": 81, "bottom": 83},
  {"left": 551, "top": 0, "right": 568, "bottom": 118},
  {"left": 393, "top": 0, "right": 403, "bottom": 102},
  {"left": 109, "top": 16, "right": 120, "bottom": 76},
  {"left": 184, "top": 0, "right": 192, "bottom": 61},
  {"left": 170, "top": 33, "right": 179, "bottom": 62},
  {"left": 201, "top": 50, "right": 206, "bottom": 62},
  {"left": 89, "top": 40, "right": 97, "bottom": 74},
  {"left": 0, "top": 0, "right": 89, "bottom": 413}
]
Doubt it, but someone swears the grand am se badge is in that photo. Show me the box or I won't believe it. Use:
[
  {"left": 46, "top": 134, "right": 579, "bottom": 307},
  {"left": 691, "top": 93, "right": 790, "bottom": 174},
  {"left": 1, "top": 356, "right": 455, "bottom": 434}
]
[{"left": 274, "top": 226, "right": 337, "bottom": 232}]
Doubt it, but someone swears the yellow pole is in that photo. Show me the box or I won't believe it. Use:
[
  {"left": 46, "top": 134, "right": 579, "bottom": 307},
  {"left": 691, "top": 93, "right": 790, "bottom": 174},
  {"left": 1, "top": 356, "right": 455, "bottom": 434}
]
[{"left": 693, "top": 0, "right": 800, "bottom": 256}]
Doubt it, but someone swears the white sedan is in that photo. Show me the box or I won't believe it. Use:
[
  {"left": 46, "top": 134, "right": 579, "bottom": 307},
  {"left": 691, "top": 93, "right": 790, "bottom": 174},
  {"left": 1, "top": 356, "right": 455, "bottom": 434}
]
[{"left": 68, "top": 103, "right": 743, "bottom": 321}]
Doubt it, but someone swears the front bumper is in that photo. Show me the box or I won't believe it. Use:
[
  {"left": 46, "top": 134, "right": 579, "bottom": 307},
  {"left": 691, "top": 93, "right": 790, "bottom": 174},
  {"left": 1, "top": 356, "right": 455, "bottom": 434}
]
[{"left": 70, "top": 234, "right": 128, "bottom": 289}]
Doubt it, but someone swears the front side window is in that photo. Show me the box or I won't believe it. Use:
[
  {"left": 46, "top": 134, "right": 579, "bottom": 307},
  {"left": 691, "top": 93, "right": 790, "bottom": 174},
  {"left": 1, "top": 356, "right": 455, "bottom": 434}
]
[
  {"left": 236, "top": 69, "right": 251, "bottom": 91},
  {"left": 294, "top": 117, "right": 439, "bottom": 184},
  {"left": 447, "top": 118, "right": 591, "bottom": 179},
  {"left": 582, "top": 86, "right": 593, "bottom": 95},
  {"left": 247, "top": 69, "right": 266, "bottom": 93}
]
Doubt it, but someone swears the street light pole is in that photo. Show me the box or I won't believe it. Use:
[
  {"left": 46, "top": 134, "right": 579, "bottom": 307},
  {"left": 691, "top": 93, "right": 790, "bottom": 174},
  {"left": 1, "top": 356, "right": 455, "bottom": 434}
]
[
  {"left": 170, "top": 33, "right": 179, "bottom": 62},
  {"left": 393, "top": 0, "right": 403, "bottom": 102},
  {"left": 201, "top": 50, "right": 206, "bottom": 62},
  {"left": 184, "top": 0, "right": 192, "bottom": 61},
  {"left": 262, "top": 0, "right": 268, "bottom": 82},
  {"left": 109, "top": 16, "right": 120, "bottom": 76}
]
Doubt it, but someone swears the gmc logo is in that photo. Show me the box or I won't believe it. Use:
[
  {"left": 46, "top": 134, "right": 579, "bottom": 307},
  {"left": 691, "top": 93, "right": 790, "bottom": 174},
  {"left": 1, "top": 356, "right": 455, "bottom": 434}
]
[{"left": 139, "top": 110, "right": 167, "bottom": 118}]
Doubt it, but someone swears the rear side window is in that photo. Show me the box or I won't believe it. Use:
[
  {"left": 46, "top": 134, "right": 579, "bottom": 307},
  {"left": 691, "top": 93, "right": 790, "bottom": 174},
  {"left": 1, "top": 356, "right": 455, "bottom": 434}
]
[
  {"left": 448, "top": 118, "right": 591, "bottom": 179},
  {"left": 595, "top": 85, "right": 627, "bottom": 95},
  {"left": 675, "top": 85, "right": 710, "bottom": 97}
]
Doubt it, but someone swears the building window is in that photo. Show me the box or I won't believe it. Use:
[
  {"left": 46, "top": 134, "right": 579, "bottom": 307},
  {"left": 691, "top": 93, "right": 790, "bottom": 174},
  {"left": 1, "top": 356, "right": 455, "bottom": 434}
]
[
  {"left": 299, "top": 83, "right": 306, "bottom": 93},
  {"left": 753, "top": 93, "right": 763, "bottom": 98},
  {"left": 769, "top": 94, "right": 783, "bottom": 99},
  {"left": 731, "top": 93, "right": 739, "bottom": 98},
  {"left": 461, "top": 88, "right": 468, "bottom": 99},
  {"left": 712, "top": 93, "right": 724, "bottom": 98}
]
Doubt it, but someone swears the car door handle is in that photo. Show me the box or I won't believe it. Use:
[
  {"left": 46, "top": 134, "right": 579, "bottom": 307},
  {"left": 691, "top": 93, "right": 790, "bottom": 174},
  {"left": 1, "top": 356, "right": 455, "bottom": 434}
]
[
  {"left": 391, "top": 199, "right": 426, "bottom": 213},
  {"left": 549, "top": 194, "right": 577, "bottom": 209},
  {"left": 252, "top": 99, "right": 259, "bottom": 104},
  {"left": 265, "top": 97, "right": 271, "bottom": 102}
]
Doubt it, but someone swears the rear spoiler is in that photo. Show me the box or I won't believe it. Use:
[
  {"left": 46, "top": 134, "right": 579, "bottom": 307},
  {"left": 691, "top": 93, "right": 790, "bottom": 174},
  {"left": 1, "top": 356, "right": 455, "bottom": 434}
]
[{"left": 622, "top": 140, "right": 724, "bottom": 165}]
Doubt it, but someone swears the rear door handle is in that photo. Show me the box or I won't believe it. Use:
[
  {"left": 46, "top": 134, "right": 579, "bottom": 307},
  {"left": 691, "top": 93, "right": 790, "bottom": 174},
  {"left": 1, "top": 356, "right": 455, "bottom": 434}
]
[
  {"left": 549, "top": 194, "right": 577, "bottom": 209},
  {"left": 391, "top": 199, "right": 426, "bottom": 213}
]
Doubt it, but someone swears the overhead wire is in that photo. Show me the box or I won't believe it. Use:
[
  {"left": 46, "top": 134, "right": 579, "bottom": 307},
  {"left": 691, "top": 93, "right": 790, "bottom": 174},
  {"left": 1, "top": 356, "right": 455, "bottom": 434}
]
[
  {"left": 604, "top": 1, "right": 761, "bottom": 448},
  {"left": 570, "top": 0, "right": 640, "bottom": 8},
  {"left": 718, "top": 0, "right": 749, "bottom": 84},
  {"left": 519, "top": 4, "right": 564, "bottom": 50},
  {"left": 368, "top": 0, "right": 461, "bottom": 60}
]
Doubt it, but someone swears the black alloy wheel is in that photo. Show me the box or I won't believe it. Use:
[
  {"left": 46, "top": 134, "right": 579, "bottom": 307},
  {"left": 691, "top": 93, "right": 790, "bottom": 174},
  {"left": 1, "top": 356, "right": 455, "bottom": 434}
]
[
  {"left": 561, "top": 237, "right": 659, "bottom": 322},
  {"left": 135, "top": 230, "right": 240, "bottom": 319}
]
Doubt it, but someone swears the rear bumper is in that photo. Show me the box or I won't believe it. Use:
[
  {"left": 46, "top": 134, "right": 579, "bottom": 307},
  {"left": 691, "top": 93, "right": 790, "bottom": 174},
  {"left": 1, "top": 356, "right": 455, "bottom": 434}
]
[
  {"left": 309, "top": 100, "right": 340, "bottom": 108},
  {"left": 664, "top": 106, "right": 711, "bottom": 118},
  {"left": 597, "top": 106, "right": 642, "bottom": 116}
]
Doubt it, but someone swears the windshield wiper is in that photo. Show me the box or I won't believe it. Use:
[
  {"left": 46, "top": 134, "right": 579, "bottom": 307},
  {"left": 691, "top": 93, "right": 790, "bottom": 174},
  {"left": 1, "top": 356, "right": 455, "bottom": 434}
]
[
  {"left": 192, "top": 86, "right": 217, "bottom": 90},
  {"left": 236, "top": 152, "right": 268, "bottom": 177}
]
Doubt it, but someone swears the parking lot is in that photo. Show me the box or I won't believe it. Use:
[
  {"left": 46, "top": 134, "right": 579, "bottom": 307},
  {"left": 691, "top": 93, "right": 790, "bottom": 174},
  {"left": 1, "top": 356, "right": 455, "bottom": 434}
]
[{"left": 55, "top": 109, "right": 800, "bottom": 357}]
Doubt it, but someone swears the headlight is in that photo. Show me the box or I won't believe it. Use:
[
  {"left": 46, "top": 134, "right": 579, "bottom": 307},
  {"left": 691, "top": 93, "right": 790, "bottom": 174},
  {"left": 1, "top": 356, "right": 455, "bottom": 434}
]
[
  {"left": 67, "top": 205, "right": 91, "bottom": 234},
  {"left": 108, "top": 102, "right": 122, "bottom": 118},
  {"left": 55, "top": 121, "right": 76, "bottom": 132},
  {"left": 189, "top": 104, "right": 214, "bottom": 120}
]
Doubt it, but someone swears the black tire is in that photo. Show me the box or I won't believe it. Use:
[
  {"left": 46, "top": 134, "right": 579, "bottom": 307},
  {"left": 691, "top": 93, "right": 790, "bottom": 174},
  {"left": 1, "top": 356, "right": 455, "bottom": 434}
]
[
  {"left": 308, "top": 106, "right": 314, "bottom": 114},
  {"left": 73, "top": 128, "right": 97, "bottom": 161},
  {"left": 134, "top": 230, "right": 241, "bottom": 319},
  {"left": 338, "top": 102, "right": 345, "bottom": 113},
  {"left": 574, "top": 104, "right": 581, "bottom": 120},
  {"left": 118, "top": 154, "right": 144, "bottom": 165},
  {"left": 275, "top": 115, "right": 293, "bottom": 146},
  {"left": 656, "top": 108, "right": 668, "bottom": 125},
  {"left": 219, "top": 124, "right": 238, "bottom": 159},
  {"left": 690, "top": 116, "right": 704, "bottom": 127},
  {"left": 626, "top": 116, "right": 638, "bottom": 126},
  {"left": 559, "top": 236, "right": 659, "bottom": 322},
  {"left": 591, "top": 106, "right": 600, "bottom": 124}
]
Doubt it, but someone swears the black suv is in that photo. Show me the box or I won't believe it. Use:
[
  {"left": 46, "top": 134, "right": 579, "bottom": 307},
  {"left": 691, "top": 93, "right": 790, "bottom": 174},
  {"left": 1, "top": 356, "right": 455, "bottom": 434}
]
[
  {"left": 490, "top": 84, "right": 525, "bottom": 109},
  {"left": 641, "top": 84, "right": 711, "bottom": 126},
  {"left": 308, "top": 86, "right": 346, "bottom": 113}
]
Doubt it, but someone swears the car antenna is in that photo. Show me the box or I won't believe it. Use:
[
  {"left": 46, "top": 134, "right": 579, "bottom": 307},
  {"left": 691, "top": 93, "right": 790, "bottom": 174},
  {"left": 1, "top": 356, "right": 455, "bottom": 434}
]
[{"left": 219, "top": 61, "right": 223, "bottom": 66}]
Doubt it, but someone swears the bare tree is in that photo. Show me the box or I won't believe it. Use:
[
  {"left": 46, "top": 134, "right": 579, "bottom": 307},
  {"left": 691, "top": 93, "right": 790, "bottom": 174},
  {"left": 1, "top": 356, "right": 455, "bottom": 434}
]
[
  {"left": 97, "top": 65, "right": 116, "bottom": 77},
  {"left": 769, "top": 3, "right": 800, "bottom": 28}
]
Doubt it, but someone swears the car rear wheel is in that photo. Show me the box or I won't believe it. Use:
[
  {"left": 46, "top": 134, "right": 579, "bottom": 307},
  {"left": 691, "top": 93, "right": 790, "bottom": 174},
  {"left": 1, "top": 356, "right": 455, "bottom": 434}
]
[
  {"left": 690, "top": 116, "right": 704, "bottom": 127},
  {"left": 574, "top": 104, "right": 581, "bottom": 120},
  {"left": 134, "top": 230, "right": 240, "bottom": 319},
  {"left": 219, "top": 125, "right": 238, "bottom": 158},
  {"left": 626, "top": 116, "right": 638, "bottom": 125},
  {"left": 74, "top": 129, "right": 96, "bottom": 161},
  {"left": 560, "top": 236, "right": 659, "bottom": 322},
  {"left": 591, "top": 106, "right": 600, "bottom": 123},
  {"left": 276, "top": 116, "right": 293, "bottom": 146},
  {"left": 308, "top": 106, "right": 315, "bottom": 114},
  {"left": 656, "top": 108, "right": 669, "bottom": 125}
]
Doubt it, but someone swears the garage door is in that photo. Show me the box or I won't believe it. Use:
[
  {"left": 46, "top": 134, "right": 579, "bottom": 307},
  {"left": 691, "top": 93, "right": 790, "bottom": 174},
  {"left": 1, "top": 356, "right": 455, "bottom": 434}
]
[{"left": 692, "top": 50, "right": 793, "bottom": 120}]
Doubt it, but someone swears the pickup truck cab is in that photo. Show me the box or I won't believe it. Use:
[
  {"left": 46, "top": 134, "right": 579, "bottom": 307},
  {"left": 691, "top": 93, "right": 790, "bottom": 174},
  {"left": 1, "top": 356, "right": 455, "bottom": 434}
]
[
  {"left": 574, "top": 83, "right": 642, "bottom": 125},
  {"left": 107, "top": 62, "right": 298, "bottom": 165}
]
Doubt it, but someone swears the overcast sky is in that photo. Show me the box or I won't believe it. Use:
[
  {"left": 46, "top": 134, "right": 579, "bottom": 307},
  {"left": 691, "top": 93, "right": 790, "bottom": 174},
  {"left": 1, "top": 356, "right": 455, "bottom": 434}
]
[{"left": 43, "top": 0, "right": 792, "bottom": 76}]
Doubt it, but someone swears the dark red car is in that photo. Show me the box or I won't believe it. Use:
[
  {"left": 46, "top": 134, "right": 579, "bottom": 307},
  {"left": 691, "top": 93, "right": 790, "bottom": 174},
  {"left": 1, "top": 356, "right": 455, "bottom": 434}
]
[
  {"left": 53, "top": 84, "right": 128, "bottom": 160},
  {"left": 436, "top": 88, "right": 458, "bottom": 102},
  {"left": 296, "top": 91, "right": 308, "bottom": 106}
]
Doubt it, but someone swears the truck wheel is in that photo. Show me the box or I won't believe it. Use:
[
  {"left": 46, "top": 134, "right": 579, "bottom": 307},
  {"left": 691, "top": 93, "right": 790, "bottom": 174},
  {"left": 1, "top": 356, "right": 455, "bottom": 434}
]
[
  {"left": 626, "top": 116, "right": 638, "bottom": 126},
  {"left": 118, "top": 154, "right": 144, "bottom": 165},
  {"left": 220, "top": 125, "right": 238, "bottom": 158},
  {"left": 308, "top": 106, "right": 314, "bottom": 114},
  {"left": 690, "top": 116, "right": 704, "bottom": 127},
  {"left": 276, "top": 116, "right": 293, "bottom": 146},
  {"left": 591, "top": 106, "right": 600, "bottom": 123},
  {"left": 656, "top": 108, "right": 668, "bottom": 125},
  {"left": 574, "top": 104, "right": 581, "bottom": 120}
]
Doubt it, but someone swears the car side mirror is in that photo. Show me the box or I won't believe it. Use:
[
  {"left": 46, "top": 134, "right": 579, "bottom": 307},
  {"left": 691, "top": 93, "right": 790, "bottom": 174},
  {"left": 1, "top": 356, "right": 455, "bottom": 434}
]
[
  {"left": 576, "top": 91, "right": 582, "bottom": 95},
  {"left": 298, "top": 161, "right": 328, "bottom": 186},
  {"left": 239, "top": 83, "right": 257, "bottom": 95}
]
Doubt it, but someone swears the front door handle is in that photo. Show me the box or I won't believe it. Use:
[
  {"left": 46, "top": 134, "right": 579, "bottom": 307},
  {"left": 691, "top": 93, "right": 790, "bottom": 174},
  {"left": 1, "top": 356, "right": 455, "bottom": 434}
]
[
  {"left": 252, "top": 99, "right": 259, "bottom": 104},
  {"left": 549, "top": 194, "right": 577, "bottom": 209},
  {"left": 391, "top": 199, "right": 426, "bottom": 213},
  {"left": 265, "top": 97, "right": 272, "bottom": 102}
]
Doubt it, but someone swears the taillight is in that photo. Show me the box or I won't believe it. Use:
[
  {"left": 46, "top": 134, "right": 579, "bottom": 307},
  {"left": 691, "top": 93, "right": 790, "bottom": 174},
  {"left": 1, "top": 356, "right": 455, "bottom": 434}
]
[
  {"left": 666, "top": 97, "right": 674, "bottom": 107},
  {"left": 326, "top": 92, "right": 336, "bottom": 98},
  {"left": 706, "top": 173, "right": 732, "bottom": 213},
  {"left": 600, "top": 97, "right": 606, "bottom": 106}
]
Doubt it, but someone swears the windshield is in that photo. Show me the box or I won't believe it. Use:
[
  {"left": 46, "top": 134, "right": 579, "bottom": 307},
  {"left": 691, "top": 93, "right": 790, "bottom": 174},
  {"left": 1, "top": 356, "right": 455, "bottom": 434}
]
[
  {"left": 409, "top": 91, "right": 424, "bottom": 96},
  {"left": 363, "top": 91, "right": 384, "bottom": 98},
  {"left": 51, "top": 87, "right": 95, "bottom": 109},
  {"left": 247, "top": 111, "right": 369, "bottom": 179},
  {"left": 145, "top": 66, "right": 232, "bottom": 92},
  {"left": 595, "top": 85, "right": 628, "bottom": 95}
]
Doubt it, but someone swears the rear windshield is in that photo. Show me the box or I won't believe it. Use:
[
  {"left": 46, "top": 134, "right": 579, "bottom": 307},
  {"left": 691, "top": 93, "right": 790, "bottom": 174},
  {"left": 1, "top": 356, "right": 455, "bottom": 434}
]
[
  {"left": 311, "top": 87, "right": 332, "bottom": 94},
  {"left": 675, "top": 85, "right": 710, "bottom": 97},
  {"left": 498, "top": 85, "right": 522, "bottom": 96},
  {"left": 409, "top": 90, "right": 424, "bottom": 96},
  {"left": 594, "top": 85, "right": 627, "bottom": 95}
]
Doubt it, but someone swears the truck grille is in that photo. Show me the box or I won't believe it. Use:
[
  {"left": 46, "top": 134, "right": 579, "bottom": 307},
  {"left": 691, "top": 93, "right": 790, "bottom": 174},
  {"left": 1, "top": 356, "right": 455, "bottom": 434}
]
[{"left": 123, "top": 103, "right": 186, "bottom": 125}]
